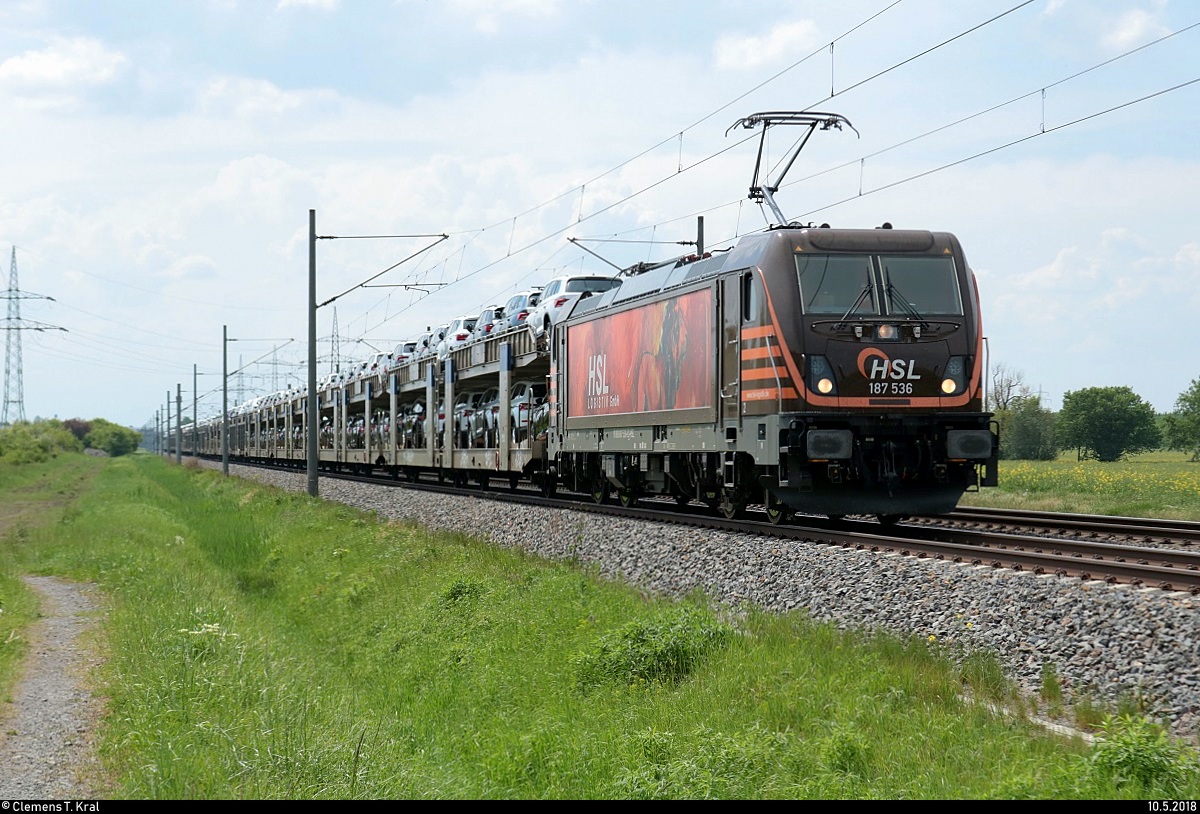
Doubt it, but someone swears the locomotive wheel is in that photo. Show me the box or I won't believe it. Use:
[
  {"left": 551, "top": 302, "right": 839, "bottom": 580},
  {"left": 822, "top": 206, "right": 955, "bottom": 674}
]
[
  {"left": 878, "top": 514, "right": 907, "bottom": 526},
  {"left": 477, "top": 473, "right": 490, "bottom": 490},
  {"left": 509, "top": 474, "right": 520, "bottom": 491},
  {"left": 618, "top": 490, "right": 639, "bottom": 508},
  {"left": 766, "top": 499, "right": 791, "bottom": 526},
  {"left": 673, "top": 494, "right": 691, "bottom": 506}
]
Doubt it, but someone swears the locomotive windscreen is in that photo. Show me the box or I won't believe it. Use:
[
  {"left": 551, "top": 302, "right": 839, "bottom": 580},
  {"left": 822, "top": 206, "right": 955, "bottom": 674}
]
[
  {"left": 797, "top": 255, "right": 877, "bottom": 315},
  {"left": 797, "top": 254, "right": 963, "bottom": 317},
  {"left": 879, "top": 256, "right": 963, "bottom": 316}
]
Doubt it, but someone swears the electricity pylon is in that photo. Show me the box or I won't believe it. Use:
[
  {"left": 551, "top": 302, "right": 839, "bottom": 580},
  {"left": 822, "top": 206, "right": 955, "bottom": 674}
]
[{"left": 1, "top": 247, "right": 66, "bottom": 427}]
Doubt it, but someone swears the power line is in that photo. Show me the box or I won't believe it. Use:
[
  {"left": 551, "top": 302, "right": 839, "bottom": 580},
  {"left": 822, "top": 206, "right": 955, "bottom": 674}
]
[
  {"left": 316, "top": 234, "right": 449, "bottom": 308},
  {"left": 568, "top": 20, "right": 1200, "bottom": 259},
  {"left": 792, "top": 75, "right": 1200, "bottom": 220},
  {"left": 320, "top": 1, "right": 929, "bottom": 339},
  {"left": 344, "top": 2, "right": 1066, "bottom": 340}
]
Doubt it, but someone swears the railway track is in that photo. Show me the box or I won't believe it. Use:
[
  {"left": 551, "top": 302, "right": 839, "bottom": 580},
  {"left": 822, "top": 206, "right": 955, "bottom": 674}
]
[
  {"left": 932, "top": 505, "right": 1200, "bottom": 547},
  {"left": 228, "top": 457, "right": 1200, "bottom": 595}
]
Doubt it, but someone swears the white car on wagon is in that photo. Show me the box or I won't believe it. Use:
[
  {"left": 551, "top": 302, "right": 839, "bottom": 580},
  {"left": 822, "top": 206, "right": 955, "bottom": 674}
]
[
  {"left": 526, "top": 274, "right": 622, "bottom": 342},
  {"left": 436, "top": 315, "right": 478, "bottom": 360},
  {"left": 492, "top": 287, "right": 544, "bottom": 335}
]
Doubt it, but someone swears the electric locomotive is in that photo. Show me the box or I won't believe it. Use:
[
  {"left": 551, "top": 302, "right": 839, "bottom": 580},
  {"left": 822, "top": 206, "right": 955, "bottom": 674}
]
[
  {"left": 543, "top": 222, "right": 997, "bottom": 522},
  {"left": 542, "top": 112, "right": 997, "bottom": 522}
]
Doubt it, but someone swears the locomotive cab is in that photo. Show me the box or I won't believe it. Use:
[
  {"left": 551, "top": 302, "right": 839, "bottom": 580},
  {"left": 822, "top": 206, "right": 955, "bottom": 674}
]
[{"left": 745, "top": 225, "right": 998, "bottom": 518}]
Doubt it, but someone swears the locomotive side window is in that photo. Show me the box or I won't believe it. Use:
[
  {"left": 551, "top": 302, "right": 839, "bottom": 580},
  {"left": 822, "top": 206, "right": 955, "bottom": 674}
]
[
  {"left": 741, "top": 271, "right": 756, "bottom": 322},
  {"left": 796, "top": 254, "right": 877, "bottom": 315},
  {"left": 879, "top": 256, "right": 963, "bottom": 316}
]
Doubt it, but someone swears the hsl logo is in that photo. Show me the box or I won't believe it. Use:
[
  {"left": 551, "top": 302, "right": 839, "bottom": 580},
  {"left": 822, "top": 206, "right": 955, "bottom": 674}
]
[
  {"left": 588, "top": 353, "right": 609, "bottom": 396},
  {"left": 857, "top": 348, "right": 921, "bottom": 380}
]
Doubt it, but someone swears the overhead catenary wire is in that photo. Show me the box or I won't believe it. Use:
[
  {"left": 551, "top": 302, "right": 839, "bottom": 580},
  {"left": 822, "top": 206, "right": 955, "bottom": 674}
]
[
  {"left": 565, "top": 19, "right": 1200, "bottom": 262},
  {"left": 316, "top": 234, "right": 449, "bottom": 308},
  {"left": 329, "top": 1, "right": 931, "bottom": 338},
  {"left": 15, "top": 3, "right": 1189, "bottom": 432},
  {"left": 135, "top": 1, "right": 1037, "bottom": 365},
  {"left": 423, "top": 1, "right": 1032, "bottom": 252},
  {"left": 198, "top": 3, "right": 1197, "bottom": 380},
  {"left": 792, "top": 75, "right": 1200, "bottom": 221},
  {"left": 339, "top": 1, "right": 1095, "bottom": 344}
]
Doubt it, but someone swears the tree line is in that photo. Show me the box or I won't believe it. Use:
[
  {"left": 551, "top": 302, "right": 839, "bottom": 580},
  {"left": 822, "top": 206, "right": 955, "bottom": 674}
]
[
  {"left": 0, "top": 417, "right": 142, "bottom": 463},
  {"left": 3, "top": 377, "right": 1198, "bottom": 466},
  {"left": 988, "top": 364, "right": 1200, "bottom": 462}
]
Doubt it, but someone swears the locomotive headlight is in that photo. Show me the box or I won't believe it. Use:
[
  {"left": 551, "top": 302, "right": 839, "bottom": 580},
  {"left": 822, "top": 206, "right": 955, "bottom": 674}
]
[
  {"left": 941, "top": 356, "right": 968, "bottom": 395},
  {"left": 808, "top": 355, "right": 837, "bottom": 396},
  {"left": 876, "top": 324, "right": 898, "bottom": 341}
]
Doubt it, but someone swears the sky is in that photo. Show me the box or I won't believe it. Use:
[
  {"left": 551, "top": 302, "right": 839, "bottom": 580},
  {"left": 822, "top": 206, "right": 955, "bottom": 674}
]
[{"left": 1, "top": 0, "right": 1197, "bottom": 431}]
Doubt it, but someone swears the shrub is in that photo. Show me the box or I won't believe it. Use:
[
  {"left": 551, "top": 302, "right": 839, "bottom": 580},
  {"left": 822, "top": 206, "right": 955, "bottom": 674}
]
[
  {"left": 84, "top": 418, "right": 142, "bottom": 457},
  {"left": 0, "top": 420, "right": 83, "bottom": 463},
  {"left": 571, "top": 605, "right": 733, "bottom": 691},
  {"left": 1086, "top": 714, "right": 1199, "bottom": 794}
]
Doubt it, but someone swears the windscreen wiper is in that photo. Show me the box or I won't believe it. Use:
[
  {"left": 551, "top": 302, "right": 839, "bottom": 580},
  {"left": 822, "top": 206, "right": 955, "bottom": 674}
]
[
  {"left": 834, "top": 284, "right": 873, "bottom": 327},
  {"left": 885, "top": 282, "right": 930, "bottom": 327}
]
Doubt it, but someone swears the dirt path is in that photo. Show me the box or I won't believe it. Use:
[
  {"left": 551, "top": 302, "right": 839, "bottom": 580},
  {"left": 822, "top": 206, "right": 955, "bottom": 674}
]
[{"left": 0, "top": 575, "right": 108, "bottom": 799}]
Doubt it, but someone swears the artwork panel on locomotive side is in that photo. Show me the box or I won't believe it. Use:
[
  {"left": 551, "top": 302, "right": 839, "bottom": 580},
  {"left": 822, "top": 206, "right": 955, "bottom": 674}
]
[{"left": 547, "top": 223, "right": 998, "bottom": 521}]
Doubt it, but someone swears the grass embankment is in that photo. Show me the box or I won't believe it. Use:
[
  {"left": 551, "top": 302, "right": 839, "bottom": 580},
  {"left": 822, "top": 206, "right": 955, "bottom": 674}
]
[{"left": 1, "top": 453, "right": 1198, "bottom": 799}]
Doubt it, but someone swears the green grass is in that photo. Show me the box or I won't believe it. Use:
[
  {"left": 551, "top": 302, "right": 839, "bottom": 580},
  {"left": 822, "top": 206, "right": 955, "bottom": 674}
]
[
  {"left": 1, "top": 452, "right": 1198, "bottom": 799},
  {"left": 959, "top": 451, "right": 1200, "bottom": 520}
]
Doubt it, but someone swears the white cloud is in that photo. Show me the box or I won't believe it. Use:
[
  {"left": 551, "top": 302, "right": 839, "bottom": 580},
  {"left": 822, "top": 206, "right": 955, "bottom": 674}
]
[
  {"left": 196, "top": 76, "right": 340, "bottom": 118},
  {"left": 192, "top": 154, "right": 304, "bottom": 212},
  {"left": 0, "top": 36, "right": 127, "bottom": 88},
  {"left": 446, "top": 0, "right": 561, "bottom": 36},
  {"left": 1101, "top": 6, "right": 1170, "bottom": 51},
  {"left": 1168, "top": 241, "right": 1200, "bottom": 308},
  {"left": 1173, "top": 242, "right": 1200, "bottom": 268},
  {"left": 277, "top": 0, "right": 338, "bottom": 9},
  {"left": 993, "top": 226, "right": 1162, "bottom": 325},
  {"left": 162, "top": 254, "right": 219, "bottom": 281},
  {"left": 714, "top": 19, "right": 821, "bottom": 70},
  {"left": 0, "top": 36, "right": 127, "bottom": 109}
]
